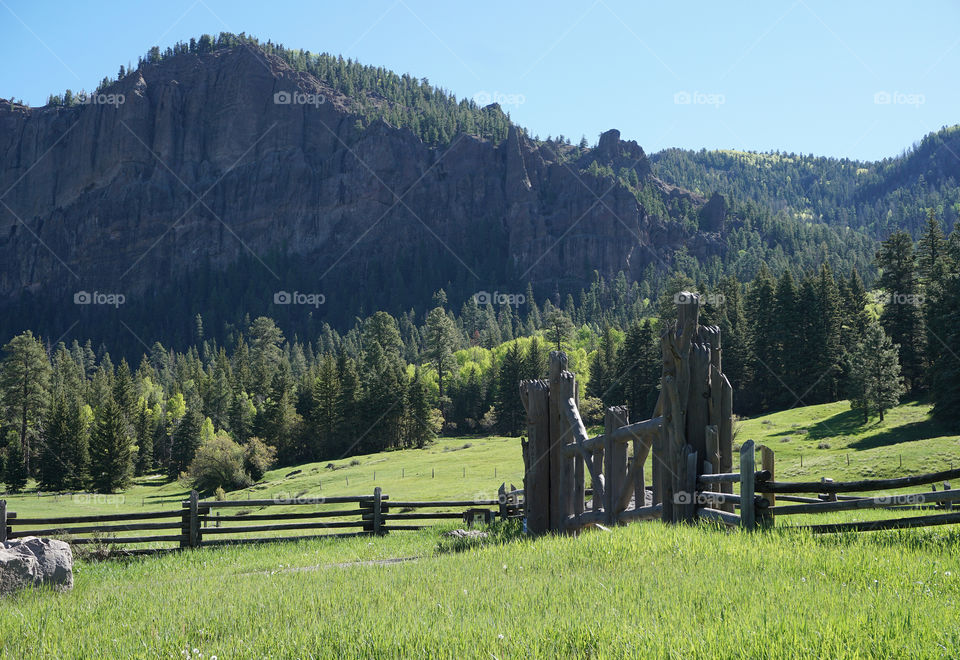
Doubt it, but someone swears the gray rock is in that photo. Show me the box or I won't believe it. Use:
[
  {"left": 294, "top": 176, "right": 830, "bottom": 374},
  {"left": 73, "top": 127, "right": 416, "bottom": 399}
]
[
  {"left": 0, "top": 537, "right": 73, "bottom": 595},
  {"left": 442, "top": 529, "right": 488, "bottom": 539}
]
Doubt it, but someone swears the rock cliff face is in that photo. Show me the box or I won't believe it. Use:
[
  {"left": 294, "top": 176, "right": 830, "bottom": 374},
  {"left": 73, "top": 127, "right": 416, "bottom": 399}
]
[{"left": 0, "top": 43, "right": 723, "bottom": 318}]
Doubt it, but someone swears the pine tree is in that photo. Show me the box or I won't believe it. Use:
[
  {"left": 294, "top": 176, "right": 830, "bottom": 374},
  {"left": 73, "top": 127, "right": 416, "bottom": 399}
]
[
  {"left": 424, "top": 307, "right": 458, "bottom": 403},
  {"left": 0, "top": 331, "right": 51, "bottom": 477},
  {"left": 133, "top": 403, "right": 153, "bottom": 476},
  {"left": 524, "top": 336, "right": 548, "bottom": 380},
  {"left": 170, "top": 406, "right": 202, "bottom": 478},
  {"left": 38, "top": 394, "right": 71, "bottom": 490},
  {"left": 545, "top": 309, "right": 574, "bottom": 352},
  {"left": 310, "top": 354, "right": 342, "bottom": 457},
  {"left": 587, "top": 326, "right": 621, "bottom": 405},
  {"left": 930, "top": 275, "right": 960, "bottom": 423},
  {"left": 876, "top": 230, "right": 925, "bottom": 391},
  {"left": 846, "top": 319, "right": 905, "bottom": 423},
  {"left": 88, "top": 396, "right": 133, "bottom": 492},
  {"left": 496, "top": 343, "right": 526, "bottom": 435},
  {"left": 3, "top": 432, "right": 28, "bottom": 493},
  {"left": 748, "top": 265, "right": 779, "bottom": 409},
  {"left": 616, "top": 320, "right": 660, "bottom": 420},
  {"left": 404, "top": 368, "right": 441, "bottom": 448}
]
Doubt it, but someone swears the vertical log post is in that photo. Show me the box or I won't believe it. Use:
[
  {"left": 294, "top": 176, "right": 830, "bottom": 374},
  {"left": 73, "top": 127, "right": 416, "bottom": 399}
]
[
  {"left": 548, "top": 352, "right": 576, "bottom": 532},
  {"left": 740, "top": 440, "right": 756, "bottom": 530},
  {"left": 0, "top": 500, "right": 6, "bottom": 544},
  {"left": 718, "top": 374, "right": 734, "bottom": 512},
  {"left": 760, "top": 445, "right": 775, "bottom": 508},
  {"left": 604, "top": 406, "right": 629, "bottom": 525},
  {"left": 189, "top": 490, "right": 200, "bottom": 548},
  {"left": 520, "top": 379, "right": 551, "bottom": 534},
  {"left": 373, "top": 487, "right": 383, "bottom": 535}
]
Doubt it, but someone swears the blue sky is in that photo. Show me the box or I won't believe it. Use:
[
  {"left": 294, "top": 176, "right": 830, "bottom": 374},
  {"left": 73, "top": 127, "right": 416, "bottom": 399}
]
[{"left": 2, "top": 0, "right": 957, "bottom": 161}]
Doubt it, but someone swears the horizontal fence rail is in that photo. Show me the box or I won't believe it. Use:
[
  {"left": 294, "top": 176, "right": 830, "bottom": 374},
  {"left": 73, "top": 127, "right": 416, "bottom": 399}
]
[{"left": 0, "top": 487, "right": 524, "bottom": 554}]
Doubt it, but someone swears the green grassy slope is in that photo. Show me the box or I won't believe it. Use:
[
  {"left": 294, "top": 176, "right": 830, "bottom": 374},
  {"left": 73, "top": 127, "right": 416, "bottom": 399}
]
[
  {"left": 737, "top": 399, "right": 960, "bottom": 482},
  {"left": 2, "top": 522, "right": 959, "bottom": 658}
]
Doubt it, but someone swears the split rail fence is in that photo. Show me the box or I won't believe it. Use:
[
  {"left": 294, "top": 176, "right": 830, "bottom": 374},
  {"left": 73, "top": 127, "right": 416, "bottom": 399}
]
[{"left": 0, "top": 486, "right": 524, "bottom": 555}]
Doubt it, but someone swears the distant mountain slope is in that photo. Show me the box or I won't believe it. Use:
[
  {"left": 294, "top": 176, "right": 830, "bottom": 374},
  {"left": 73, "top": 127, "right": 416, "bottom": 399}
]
[
  {"left": 0, "top": 33, "right": 878, "bottom": 349},
  {"left": 651, "top": 124, "right": 960, "bottom": 237}
]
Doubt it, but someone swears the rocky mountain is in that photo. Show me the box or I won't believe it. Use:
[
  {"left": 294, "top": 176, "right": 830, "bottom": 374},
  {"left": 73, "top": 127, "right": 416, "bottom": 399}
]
[
  {"left": 0, "top": 42, "right": 719, "bottom": 303},
  {"left": 0, "top": 35, "right": 877, "bottom": 348}
]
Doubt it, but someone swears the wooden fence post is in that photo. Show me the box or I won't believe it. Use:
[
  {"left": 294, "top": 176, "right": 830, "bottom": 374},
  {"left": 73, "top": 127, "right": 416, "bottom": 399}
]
[
  {"left": 0, "top": 500, "right": 6, "bottom": 544},
  {"left": 604, "top": 406, "right": 629, "bottom": 525},
  {"left": 740, "top": 440, "right": 756, "bottom": 530},
  {"left": 189, "top": 490, "right": 200, "bottom": 548},
  {"left": 760, "top": 445, "right": 775, "bottom": 508},
  {"left": 373, "top": 487, "right": 383, "bottom": 535}
]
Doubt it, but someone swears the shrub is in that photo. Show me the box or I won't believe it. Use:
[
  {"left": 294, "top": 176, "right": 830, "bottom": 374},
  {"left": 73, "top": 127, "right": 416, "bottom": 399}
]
[
  {"left": 243, "top": 437, "right": 276, "bottom": 482},
  {"left": 184, "top": 433, "right": 251, "bottom": 493}
]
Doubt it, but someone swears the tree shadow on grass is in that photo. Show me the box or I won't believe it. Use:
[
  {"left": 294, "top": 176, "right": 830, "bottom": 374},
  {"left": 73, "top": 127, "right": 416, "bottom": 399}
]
[
  {"left": 804, "top": 407, "right": 880, "bottom": 440},
  {"left": 849, "top": 418, "right": 954, "bottom": 450}
]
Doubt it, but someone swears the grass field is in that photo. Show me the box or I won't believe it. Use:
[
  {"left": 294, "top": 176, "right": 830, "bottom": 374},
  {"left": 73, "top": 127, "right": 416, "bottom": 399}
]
[
  {"left": 2, "top": 434, "right": 526, "bottom": 519},
  {"left": 3, "top": 399, "right": 960, "bottom": 657},
  {"left": 2, "top": 521, "right": 959, "bottom": 658}
]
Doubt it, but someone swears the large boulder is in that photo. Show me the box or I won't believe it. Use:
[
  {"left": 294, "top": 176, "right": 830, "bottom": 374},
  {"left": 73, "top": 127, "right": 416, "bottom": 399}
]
[{"left": 0, "top": 537, "right": 73, "bottom": 595}]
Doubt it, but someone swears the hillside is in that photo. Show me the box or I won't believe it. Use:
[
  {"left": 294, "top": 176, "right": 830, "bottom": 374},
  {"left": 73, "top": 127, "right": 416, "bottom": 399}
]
[
  {"left": 651, "top": 124, "right": 960, "bottom": 238},
  {"left": 0, "top": 33, "right": 878, "bottom": 352},
  {"left": 6, "top": 398, "right": 959, "bottom": 520}
]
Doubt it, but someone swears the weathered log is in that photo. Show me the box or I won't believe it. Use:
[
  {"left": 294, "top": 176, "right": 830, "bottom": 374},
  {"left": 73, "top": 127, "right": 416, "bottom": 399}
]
[
  {"left": 697, "top": 507, "right": 741, "bottom": 527},
  {"left": 758, "top": 467, "right": 960, "bottom": 494},
  {"left": 740, "top": 440, "right": 756, "bottom": 530},
  {"left": 760, "top": 445, "right": 775, "bottom": 508},
  {"left": 771, "top": 488, "right": 960, "bottom": 515},
  {"left": 617, "top": 504, "right": 663, "bottom": 522},
  {"left": 797, "top": 511, "right": 960, "bottom": 533},
  {"left": 604, "top": 407, "right": 629, "bottom": 524},
  {"left": 520, "top": 379, "right": 551, "bottom": 535}
]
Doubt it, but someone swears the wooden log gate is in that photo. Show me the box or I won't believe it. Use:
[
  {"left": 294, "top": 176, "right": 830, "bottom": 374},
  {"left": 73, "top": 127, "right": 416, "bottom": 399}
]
[{"left": 519, "top": 292, "right": 740, "bottom": 533}]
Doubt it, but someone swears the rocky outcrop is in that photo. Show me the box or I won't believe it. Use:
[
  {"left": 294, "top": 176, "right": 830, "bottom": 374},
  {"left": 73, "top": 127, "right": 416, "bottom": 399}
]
[
  {"left": 0, "top": 537, "right": 73, "bottom": 595},
  {"left": 0, "top": 43, "right": 725, "bottom": 319}
]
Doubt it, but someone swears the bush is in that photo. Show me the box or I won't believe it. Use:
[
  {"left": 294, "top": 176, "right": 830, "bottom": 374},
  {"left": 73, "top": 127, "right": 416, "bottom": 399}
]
[
  {"left": 184, "top": 433, "right": 251, "bottom": 493},
  {"left": 243, "top": 437, "right": 276, "bottom": 482}
]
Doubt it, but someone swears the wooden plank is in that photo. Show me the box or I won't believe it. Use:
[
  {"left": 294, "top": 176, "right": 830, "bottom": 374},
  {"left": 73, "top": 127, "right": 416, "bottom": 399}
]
[
  {"left": 0, "top": 500, "right": 5, "bottom": 544},
  {"left": 616, "top": 503, "right": 663, "bottom": 522},
  {"left": 698, "top": 507, "right": 741, "bottom": 527},
  {"left": 760, "top": 445, "right": 775, "bottom": 509},
  {"left": 201, "top": 520, "right": 366, "bottom": 534},
  {"left": 7, "top": 521, "right": 184, "bottom": 537},
  {"left": 698, "top": 470, "right": 770, "bottom": 485},
  {"left": 382, "top": 500, "right": 499, "bottom": 508},
  {"left": 718, "top": 373, "right": 734, "bottom": 510},
  {"left": 697, "top": 492, "right": 742, "bottom": 506},
  {"left": 12, "top": 510, "right": 183, "bottom": 525},
  {"left": 201, "top": 532, "right": 371, "bottom": 546},
  {"left": 199, "top": 509, "right": 367, "bottom": 522},
  {"left": 740, "top": 440, "right": 756, "bottom": 530},
  {"left": 604, "top": 416, "right": 663, "bottom": 445},
  {"left": 380, "top": 525, "right": 425, "bottom": 531},
  {"left": 521, "top": 379, "right": 551, "bottom": 536},
  {"left": 373, "top": 487, "right": 383, "bottom": 536},
  {"left": 604, "top": 406, "right": 629, "bottom": 524},
  {"left": 684, "top": 446, "right": 698, "bottom": 522},
  {"left": 796, "top": 511, "right": 960, "bottom": 534},
  {"left": 772, "top": 488, "right": 960, "bottom": 515},
  {"left": 761, "top": 468, "right": 960, "bottom": 494},
  {"left": 686, "top": 343, "right": 711, "bottom": 464},
  {"left": 198, "top": 495, "right": 379, "bottom": 507},
  {"left": 549, "top": 352, "right": 576, "bottom": 532},
  {"left": 379, "top": 512, "right": 469, "bottom": 520},
  {"left": 188, "top": 490, "right": 200, "bottom": 548},
  {"left": 39, "top": 534, "right": 187, "bottom": 545}
]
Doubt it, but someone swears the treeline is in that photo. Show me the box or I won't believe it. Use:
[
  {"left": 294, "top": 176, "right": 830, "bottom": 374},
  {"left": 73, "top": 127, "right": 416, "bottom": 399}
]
[{"left": 652, "top": 125, "right": 960, "bottom": 238}]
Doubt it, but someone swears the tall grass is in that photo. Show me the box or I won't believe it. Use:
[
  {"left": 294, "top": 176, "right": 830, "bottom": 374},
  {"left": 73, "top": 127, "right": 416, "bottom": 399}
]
[{"left": 2, "top": 522, "right": 959, "bottom": 658}]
